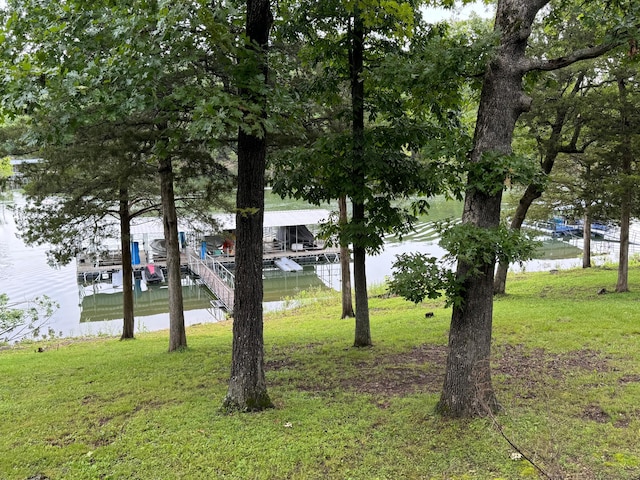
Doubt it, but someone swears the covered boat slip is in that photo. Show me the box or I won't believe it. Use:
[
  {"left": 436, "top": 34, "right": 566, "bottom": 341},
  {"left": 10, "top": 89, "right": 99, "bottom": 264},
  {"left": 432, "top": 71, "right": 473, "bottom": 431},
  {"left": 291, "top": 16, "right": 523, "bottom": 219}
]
[
  {"left": 213, "top": 209, "right": 331, "bottom": 233},
  {"left": 210, "top": 209, "right": 333, "bottom": 254},
  {"left": 76, "top": 208, "right": 334, "bottom": 265},
  {"left": 76, "top": 209, "right": 340, "bottom": 311},
  {"left": 205, "top": 209, "right": 340, "bottom": 270},
  {"left": 189, "top": 209, "right": 340, "bottom": 310}
]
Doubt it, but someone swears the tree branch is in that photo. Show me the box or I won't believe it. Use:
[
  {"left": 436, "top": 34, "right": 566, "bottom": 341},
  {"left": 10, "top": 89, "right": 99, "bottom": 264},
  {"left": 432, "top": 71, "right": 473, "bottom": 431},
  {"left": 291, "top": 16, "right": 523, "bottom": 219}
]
[{"left": 522, "top": 43, "right": 618, "bottom": 73}]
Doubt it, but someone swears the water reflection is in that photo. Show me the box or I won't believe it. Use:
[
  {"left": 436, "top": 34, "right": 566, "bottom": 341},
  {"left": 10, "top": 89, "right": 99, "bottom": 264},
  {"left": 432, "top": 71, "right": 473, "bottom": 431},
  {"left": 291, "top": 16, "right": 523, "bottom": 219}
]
[{"left": 79, "top": 277, "right": 217, "bottom": 323}]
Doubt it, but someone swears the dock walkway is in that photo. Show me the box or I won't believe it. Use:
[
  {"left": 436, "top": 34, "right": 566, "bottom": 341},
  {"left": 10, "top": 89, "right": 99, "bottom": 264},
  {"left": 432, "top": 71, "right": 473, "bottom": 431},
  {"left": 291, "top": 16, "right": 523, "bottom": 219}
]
[
  {"left": 187, "top": 246, "right": 341, "bottom": 311},
  {"left": 187, "top": 250, "right": 235, "bottom": 311},
  {"left": 77, "top": 243, "right": 341, "bottom": 312}
]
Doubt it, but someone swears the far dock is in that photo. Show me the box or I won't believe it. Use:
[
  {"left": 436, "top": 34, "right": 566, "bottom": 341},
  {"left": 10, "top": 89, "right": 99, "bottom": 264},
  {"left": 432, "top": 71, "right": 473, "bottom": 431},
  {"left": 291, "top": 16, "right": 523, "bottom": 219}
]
[
  {"left": 76, "top": 209, "right": 341, "bottom": 311},
  {"left": 187, "top": 247, "right": 340, "bottom": 311}
]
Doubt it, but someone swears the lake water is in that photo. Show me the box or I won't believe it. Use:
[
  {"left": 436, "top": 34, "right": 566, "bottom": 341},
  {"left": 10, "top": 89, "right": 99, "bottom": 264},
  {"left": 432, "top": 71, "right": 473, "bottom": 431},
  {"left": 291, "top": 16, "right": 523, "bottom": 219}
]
[{"left": 1, "top": 191, "right": 617, "bottom": 343}]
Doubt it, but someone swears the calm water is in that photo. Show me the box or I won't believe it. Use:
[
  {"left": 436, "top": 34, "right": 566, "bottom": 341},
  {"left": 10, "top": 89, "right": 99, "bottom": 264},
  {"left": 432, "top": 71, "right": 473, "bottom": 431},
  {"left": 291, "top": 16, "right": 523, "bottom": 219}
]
[
  {"left": 1, "top": 194, "right": 344, "bottom": 341},
  {"left": 1, "top": 196, "right": 227, "bottom": 340},
  {"left": 2, "top": 191, "right": 600, "bottom": 342}
]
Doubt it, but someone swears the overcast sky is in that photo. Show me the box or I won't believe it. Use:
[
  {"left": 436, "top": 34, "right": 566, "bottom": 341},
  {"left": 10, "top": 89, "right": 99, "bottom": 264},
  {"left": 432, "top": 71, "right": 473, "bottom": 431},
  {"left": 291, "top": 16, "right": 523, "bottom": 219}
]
[{"left": 424, "top": 1, "right": 495, "bottom": 22}]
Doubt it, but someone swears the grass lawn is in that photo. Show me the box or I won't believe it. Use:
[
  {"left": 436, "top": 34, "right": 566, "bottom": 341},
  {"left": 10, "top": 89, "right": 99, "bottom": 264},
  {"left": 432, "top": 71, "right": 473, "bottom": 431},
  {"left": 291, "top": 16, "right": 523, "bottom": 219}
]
[{"left": 2, "top": 266, "right": 640, "bottom": 479}]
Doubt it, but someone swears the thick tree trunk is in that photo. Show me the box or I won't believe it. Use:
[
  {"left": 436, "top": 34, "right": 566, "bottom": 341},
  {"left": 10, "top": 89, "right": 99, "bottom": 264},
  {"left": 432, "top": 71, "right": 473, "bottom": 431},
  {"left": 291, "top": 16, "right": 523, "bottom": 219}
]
[
  {"left": 159, "top": 155, "right": 187, "bottom": 351},
  {"left": 223, "top": 0, "right": 273, "bottom": 411},
  {"left": 119, "top": 188, "right": 135, "bottom": 340},
  {"left": 339, "top": 195, "right": 355, "bottom": 319},
  {"left": 438, "top": 0, "right": 547, "bottom": 417},
  {"left": 440, "top": 260, "right": 500, "bottom": 416},
  {"left": 616, "top": 77, "right": 632, "bottom": 293},
  {"left": 439, "top": 191, "right": 503, "bottom": 416},
  {"left": 224, "top": 129, "right": 273, "bottom": 411},
  {"left": 583, "top": 213, "right": 592, "bottom": 268},
  {"left": 350, "top": 10, "right": 371, "bottom": 347}
]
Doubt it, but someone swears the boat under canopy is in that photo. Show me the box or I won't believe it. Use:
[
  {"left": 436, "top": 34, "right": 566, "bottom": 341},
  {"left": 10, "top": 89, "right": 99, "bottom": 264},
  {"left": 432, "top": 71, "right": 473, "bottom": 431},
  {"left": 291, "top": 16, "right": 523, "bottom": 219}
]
[{"left": 143, "top": 264, "right": 165, "bottom": 284}]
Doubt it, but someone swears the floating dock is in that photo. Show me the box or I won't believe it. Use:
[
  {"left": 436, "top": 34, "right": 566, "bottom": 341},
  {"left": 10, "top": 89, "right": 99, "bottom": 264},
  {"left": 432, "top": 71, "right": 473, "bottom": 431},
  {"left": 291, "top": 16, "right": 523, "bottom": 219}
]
[
  {"left": 76, "top": 249, "right": 190, "bottom": 282},
  {"left": 77, "top": 245, "right": 341, "bottom": 312},
  {"left": 76, "top": 209, "right": 341, "bottom": 311},
  {"left": 188, "top": 247, "right": 340, "bottom": 311}
]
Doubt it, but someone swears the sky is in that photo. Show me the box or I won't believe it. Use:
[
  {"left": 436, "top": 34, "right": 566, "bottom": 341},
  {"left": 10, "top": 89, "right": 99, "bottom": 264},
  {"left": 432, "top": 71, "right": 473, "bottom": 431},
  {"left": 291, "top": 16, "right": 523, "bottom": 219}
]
[{"left": 423, "top": 1, "right": 495, "bottom": 23}]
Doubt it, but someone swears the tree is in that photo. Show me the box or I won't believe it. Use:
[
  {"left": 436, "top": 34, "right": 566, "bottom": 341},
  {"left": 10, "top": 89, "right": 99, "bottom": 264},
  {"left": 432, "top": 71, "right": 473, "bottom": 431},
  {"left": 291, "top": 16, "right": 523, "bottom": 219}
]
[
  {"left": 2, "top": 0, "right": 236, "bottom": 347},
  {"left": 349, "top": 4, "right": 371, "bottom": 346},
  {"left": 612, "top": 70, "right": 640, "bottom": 292},
  {"left": 538, "top": 55, "right": 640, "bottom": 286},
  {"left": 494, "top": 3, "right": 640, "bottom": 293},
  {"left": 223, "top": 0, "right": 274, "bottom": 412},
  {"left": 437, "top": 0, "right": 628, "bottom": 417},
  {"left": 271, "top": 1, "right": 476, "bottom": 347},
  {"left": 16, "top": 137, "right": 160, "bottom": 339},
  {"left": 494, "top": 68, "right": 591, "bottom": 293},
  {"left": 0, "top": 294, "right": 58, "bottom": 343},
  {"left": 2, "top": 1, "right": 155, "bottom": 340}
]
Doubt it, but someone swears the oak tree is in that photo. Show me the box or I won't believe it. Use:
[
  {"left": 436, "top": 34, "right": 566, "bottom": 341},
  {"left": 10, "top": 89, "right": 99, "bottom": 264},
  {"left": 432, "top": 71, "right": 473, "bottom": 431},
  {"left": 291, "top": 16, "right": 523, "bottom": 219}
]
[{"left": 437, "top": 0, "right": 634, "bottom": 417}]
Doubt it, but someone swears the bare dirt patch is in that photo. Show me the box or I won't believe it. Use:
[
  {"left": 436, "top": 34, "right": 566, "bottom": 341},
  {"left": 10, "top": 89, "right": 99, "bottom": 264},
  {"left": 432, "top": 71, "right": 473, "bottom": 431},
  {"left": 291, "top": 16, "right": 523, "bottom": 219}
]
[
  {"left": 265, "top": 358, "right": 299, "bottom": 371},
  {"left": 494, "top": 344, "right": 611, "bottom": 380},
  {"left": 342, "top": 345, "right": 447, "bottom": 396},
  {"left": 618, "top": 373, "right": 640, "bottom": 384},
  {"left": 266, "top": 342, "right": 617, "bottom": 400},
  {"left": 492, "top": 344, "right": 612, "bottom": 400},
  {"left": 581, "top": 404, "right": 611, "bottom": 423}
]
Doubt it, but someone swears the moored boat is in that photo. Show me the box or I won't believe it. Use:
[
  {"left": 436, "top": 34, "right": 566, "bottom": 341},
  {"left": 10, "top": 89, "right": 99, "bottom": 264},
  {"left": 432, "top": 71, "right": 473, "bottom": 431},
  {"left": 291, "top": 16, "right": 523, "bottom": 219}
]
[{"left": 143, "top": 264, "right": 165, "bottom": 284}]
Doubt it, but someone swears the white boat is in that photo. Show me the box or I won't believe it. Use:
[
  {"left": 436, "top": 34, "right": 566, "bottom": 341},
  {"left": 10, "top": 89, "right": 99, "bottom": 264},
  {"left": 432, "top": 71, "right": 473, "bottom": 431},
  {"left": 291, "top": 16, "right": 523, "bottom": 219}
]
[
  {"left": 274, "top": 257, "right": 303, "bottom": 272},
  {"left": 150, "top": 238, "right": 167, "bottom": 255}
]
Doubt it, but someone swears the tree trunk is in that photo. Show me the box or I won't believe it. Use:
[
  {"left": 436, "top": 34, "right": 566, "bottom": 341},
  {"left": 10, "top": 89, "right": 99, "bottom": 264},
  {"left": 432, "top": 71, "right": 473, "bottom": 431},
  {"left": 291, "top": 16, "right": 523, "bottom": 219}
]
[
  {"left": 352, "top": 205, "right": 371, "bottom": 347},
  {"left": 583, "top": 212, "right": 592, "bottom": 268},
  {"left": 494, "top": 183, "right": 544, "bottom": 294},
  {"left": 225, "top": 128, "right": 273, "bottom": 411},
  {"left": 159, "top": 155, "right": 187, "bottom": 351},
  {"left": 339, "top": 195, "right": 354, "bottom": 319},
  {"left": 439, "top": 191, "right": 503, "bottom": 416},
  {"left": 119, "top": 188, "right": 135, "bottom": 340},
  {"left": 439, "top": 259, "right": 500, "bottom": 416},
  {"left": 617, "top": 203, "right": 630, "bottom": 292},
  {"left": 438, "top": 0, "right": 547, "bottom": 417},
  {"left": 494, "top": 260, "right": 509, "bottom": 296},
  {"left": 616, "top": 77, "right": 632, "bottom": 293},
  {"left": 349, "top": 10, "right": 371, "bottom": 347},
  {"left": 223, "top": 0, "right": 273, "bottom": 412}
]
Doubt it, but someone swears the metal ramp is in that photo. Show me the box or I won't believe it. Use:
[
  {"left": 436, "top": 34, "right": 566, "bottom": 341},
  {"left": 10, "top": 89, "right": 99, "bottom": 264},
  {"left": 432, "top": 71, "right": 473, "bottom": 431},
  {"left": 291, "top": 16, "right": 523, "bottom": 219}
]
[{"left": 188, "top": 252, "right": 234, "bottom": 311}]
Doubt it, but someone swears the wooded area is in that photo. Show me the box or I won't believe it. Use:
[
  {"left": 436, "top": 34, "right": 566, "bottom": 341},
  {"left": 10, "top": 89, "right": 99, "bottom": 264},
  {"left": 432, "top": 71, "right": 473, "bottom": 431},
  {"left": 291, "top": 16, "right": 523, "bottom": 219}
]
[{"left": 1, "top": 0, "right": 638, "bottom": 421}]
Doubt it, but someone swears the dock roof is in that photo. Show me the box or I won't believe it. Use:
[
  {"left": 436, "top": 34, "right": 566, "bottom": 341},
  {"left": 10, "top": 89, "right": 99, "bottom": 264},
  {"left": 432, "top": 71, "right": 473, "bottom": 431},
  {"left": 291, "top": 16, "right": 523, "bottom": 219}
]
[
  {"left": 128, "top": 209, "right": 332, "bottom": 237},
  {"left": 214, "top": 209, "right": 331, "bottom": 230}
]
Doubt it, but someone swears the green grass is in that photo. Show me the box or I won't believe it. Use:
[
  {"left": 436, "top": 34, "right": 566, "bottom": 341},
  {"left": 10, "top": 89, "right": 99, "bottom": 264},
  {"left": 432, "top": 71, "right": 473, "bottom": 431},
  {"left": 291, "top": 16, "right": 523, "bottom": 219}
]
[{"left": 2, "top": 266, "right": 640, "bottom": 479}]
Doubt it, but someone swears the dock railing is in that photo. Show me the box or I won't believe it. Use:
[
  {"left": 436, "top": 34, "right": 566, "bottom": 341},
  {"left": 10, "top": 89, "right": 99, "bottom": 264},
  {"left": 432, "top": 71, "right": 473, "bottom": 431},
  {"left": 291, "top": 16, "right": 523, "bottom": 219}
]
[{"left": 188, "top": 250, "right": 235, "bottom": 311}]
